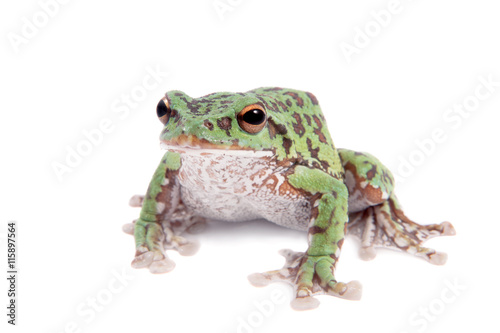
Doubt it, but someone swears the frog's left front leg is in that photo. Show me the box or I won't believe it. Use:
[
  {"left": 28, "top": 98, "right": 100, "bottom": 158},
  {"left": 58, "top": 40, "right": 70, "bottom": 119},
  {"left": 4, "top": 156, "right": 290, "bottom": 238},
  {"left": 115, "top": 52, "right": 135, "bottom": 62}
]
[
  {"left": 249, "top": 166, "right": 361, "bottom": 310},
  {"left": 129, "top": 151, "right": 196, "bottom": 274}
]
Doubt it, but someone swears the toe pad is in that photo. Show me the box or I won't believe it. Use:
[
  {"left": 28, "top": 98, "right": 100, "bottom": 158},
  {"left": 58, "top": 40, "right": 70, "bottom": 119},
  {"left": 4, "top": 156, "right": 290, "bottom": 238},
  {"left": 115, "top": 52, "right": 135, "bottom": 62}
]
[{"left": 291, "top": 296, "right": 320, "bottom": 311}]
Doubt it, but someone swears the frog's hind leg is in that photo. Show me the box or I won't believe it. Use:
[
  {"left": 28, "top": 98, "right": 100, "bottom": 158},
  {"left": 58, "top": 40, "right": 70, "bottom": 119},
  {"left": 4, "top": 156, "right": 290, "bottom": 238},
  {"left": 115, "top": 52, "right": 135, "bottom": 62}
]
[
  {"left": 338, "top": 148, "right": 455, "bottom": 265},
  {"left": 348, "top": 208, "right": 378, "bottom": 261},
  {"left": 123, "top": 195, "right": 205, "bottom": 256},
  {"left": 348, "top": 195, "right": 455, "bottom": 265},
  {"left": 389, "top": 197, "right": 455, "bottom": 243}
]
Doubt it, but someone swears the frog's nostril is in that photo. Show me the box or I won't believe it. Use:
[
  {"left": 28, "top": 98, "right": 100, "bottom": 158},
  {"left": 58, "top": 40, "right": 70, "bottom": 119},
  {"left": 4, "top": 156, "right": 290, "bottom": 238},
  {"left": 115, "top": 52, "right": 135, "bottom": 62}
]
[{"left": 203, "top": 119, "right": 214, "bottom": 131}]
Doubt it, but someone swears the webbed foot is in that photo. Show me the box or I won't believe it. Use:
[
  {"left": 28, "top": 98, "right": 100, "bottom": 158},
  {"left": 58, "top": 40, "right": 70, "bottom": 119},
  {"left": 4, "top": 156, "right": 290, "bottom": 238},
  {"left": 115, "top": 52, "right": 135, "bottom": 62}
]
[
  {"left": 125, "top": 195, "right": 205, "bottom": 273},
  {"left": 348, "top": 196, "right": 456, "bottom": 264},
  {"left": 131, "top": 220, "right": 176, "bottom": 274},
  {"left": 248, "top": 249, "right": 362, "bottom": 310}
]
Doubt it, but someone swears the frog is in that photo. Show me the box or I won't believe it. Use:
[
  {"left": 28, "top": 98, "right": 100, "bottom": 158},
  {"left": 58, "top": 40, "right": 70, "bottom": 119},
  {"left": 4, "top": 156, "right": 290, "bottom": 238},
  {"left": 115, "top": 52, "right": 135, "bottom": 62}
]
[{"left": 122, "top": 87, "right": 455, "bottom": 310}]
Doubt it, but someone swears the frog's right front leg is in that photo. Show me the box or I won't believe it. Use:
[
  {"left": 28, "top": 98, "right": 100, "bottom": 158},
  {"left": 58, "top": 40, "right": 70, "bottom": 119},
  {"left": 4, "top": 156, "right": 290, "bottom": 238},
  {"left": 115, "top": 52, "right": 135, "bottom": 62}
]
[
  {"left": 249, "top": 166, "right": 362, "bottom": 310},
  {"left": 132, "top": 151, "right": 182, "bottom": 274}
]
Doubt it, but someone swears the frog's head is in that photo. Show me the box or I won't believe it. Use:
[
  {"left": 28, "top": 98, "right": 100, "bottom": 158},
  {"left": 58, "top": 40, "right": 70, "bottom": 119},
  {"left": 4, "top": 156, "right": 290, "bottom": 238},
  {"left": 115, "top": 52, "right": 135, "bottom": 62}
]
[{"left": 157, "top": 90, "right": 296, "bottom": 159}]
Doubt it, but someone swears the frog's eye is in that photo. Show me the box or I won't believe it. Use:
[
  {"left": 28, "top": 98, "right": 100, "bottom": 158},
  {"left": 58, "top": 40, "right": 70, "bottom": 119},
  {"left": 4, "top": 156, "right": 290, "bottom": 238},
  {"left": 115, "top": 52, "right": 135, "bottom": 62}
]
[
  {"left": 237, "top": 104, "right": 267, "bottom": 134},
  {"left": 156, "top": 97, "right": 171, "bottom": 125}
]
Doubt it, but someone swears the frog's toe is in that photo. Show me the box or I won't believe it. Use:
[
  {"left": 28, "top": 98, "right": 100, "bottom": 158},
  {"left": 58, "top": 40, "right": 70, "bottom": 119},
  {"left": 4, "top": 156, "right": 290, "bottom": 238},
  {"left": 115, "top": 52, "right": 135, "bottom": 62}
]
[
  {"left": 131, "top": 249, "right": 176, "bottom": 273},
  {"left": 291, "top": 280, "right": 361, "bottom": 310},
  {"left": 122, "top": 221, "right": 135, "bottom": 235},
  {"left": 410, "top": 221, "right": 456, "bottom": 241},
  {"left": 164, "top": 235, "right": 200, "bottom": 256},
  {"left": 439, "top": 221, "right": 456, "bottom": 236},
  {"left": 359, "top": 245, "right": 377, "bottom": 261},
  {"left": 129, "top": 195, "right": 144, "bottom": 207},
  {"left": 327, "top": 280, "right": 362, "bottom": 300},
  {"left": 247, "top": 273, "right": 273, "bottom": 287},
  {"left": 131, "top": 250, "right": 155, "bottom": 269},
  {"left": 401, "top": 245, "right": 449, "bottom": 265},
  {"left": 427, "top": 251, "right": 448, "bottom": 265},
  {"left": 149, "top": 257, "right": 176, "bottom": 274},
  {"left": 290, "top": 296, "right": 320, "bottom": 311},
  {"left": 247, "top": 269, "right": 296, "bottom": 287},
  {"left": 248, "top": 249, "right": 304, "bottom": 288},
  {"left": 176, "top": 240, "right": 200, "bottom": 256}
]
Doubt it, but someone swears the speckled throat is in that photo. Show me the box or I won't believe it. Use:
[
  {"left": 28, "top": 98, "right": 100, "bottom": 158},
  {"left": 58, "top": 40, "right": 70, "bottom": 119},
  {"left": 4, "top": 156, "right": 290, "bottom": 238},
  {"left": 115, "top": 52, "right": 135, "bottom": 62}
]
[{"left": 168, "top": 147, "right": 311, "bottom": 230}]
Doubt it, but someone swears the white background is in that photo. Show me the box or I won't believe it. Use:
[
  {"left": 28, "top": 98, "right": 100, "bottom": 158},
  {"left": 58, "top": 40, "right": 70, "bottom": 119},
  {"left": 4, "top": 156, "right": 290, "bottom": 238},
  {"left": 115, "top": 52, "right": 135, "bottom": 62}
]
[{"left": 1, "top": 0, "right": 499, "bottom": 332}]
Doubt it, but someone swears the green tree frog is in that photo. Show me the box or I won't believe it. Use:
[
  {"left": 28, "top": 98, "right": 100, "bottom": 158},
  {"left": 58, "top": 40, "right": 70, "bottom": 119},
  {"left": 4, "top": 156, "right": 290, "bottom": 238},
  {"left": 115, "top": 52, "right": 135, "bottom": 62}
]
[{"left": 123, "top": 87, "right": 455, "bottom": 310}]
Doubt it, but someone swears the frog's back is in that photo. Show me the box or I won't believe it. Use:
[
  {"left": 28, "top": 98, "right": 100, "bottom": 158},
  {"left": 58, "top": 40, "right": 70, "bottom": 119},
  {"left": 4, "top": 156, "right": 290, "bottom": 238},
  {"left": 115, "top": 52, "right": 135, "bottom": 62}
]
[{"left": 248, "top": 87, "right": 343, "bottom": 179}]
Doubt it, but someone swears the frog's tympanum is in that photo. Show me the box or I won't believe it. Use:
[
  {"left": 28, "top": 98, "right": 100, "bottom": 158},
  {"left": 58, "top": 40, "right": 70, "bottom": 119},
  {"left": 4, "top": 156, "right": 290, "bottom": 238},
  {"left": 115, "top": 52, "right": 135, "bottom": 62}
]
[{"left": 123, "top": 87, "right": 455, "bottom": 310}]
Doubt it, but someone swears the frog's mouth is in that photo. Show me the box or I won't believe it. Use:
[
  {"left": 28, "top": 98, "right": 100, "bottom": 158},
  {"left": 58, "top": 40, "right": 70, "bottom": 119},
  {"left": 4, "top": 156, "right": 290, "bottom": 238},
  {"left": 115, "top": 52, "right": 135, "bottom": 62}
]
[{"left": 161, "top": 134, "right": 274, "bottom": 158}]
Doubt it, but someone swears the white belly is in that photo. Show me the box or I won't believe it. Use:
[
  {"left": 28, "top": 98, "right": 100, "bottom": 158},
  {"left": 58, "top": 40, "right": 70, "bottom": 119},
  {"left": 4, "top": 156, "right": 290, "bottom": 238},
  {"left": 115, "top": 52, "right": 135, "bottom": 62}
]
[{"left": 174, "top": 149, "right": 311, "bottom": 231}]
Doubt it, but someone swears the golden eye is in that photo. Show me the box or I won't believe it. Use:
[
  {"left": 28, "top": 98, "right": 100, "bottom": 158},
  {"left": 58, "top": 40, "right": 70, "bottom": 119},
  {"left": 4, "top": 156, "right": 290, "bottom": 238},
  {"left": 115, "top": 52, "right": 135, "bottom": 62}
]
[
  {"left": 237, "top": 104, "right": 267, "bottom": 134},
  {"left": 156, "top": 97, "right": 171, "bottom": 125}
]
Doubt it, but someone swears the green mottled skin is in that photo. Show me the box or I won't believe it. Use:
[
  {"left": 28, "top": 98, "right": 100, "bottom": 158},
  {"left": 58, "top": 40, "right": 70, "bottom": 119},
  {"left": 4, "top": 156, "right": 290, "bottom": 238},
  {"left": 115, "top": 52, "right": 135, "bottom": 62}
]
[
  {"left": 135, "top": 151, "right": 178, "bottom": 252},
  {"left": 338, "top": 149, "right": 394, "bottom": 195},
  {"left": 130, "top": 87, "right": 454, "bottom": 309},
  {"left": 162, "top": 88, "right": 343, "bottom": 178}
]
